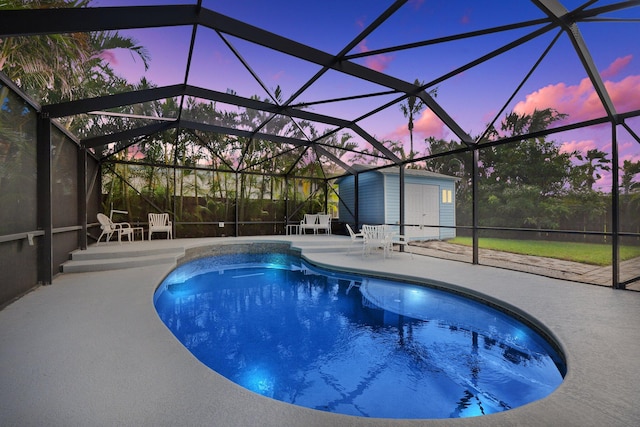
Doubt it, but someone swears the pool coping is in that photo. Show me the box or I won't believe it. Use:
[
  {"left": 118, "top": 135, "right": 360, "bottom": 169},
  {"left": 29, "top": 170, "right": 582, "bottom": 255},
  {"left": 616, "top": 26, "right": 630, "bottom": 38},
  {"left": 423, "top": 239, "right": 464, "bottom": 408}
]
[{"left": 1, "top": 236, "right": 639, "bottom": 426}]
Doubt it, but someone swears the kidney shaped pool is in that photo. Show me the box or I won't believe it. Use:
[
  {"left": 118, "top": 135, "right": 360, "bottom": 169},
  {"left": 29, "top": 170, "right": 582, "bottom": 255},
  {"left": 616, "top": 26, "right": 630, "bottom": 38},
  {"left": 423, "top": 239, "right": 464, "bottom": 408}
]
[{"left": 154, "top": 252, "right": 565, "bottom": 419}]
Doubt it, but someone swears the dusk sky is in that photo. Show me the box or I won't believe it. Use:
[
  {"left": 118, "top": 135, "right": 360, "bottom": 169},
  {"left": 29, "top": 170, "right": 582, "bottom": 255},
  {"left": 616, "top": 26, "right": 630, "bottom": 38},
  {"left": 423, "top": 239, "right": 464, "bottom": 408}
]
[{"left": 92, "top": 0, "right": 639, "bottom": 189}]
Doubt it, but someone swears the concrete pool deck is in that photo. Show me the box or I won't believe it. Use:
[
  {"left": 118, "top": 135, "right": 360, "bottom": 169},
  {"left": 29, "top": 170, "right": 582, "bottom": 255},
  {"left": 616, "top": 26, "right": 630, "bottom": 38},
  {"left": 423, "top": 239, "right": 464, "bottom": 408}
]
[{"left": 1, "top": 235, "right": 639, "bottom": 426}]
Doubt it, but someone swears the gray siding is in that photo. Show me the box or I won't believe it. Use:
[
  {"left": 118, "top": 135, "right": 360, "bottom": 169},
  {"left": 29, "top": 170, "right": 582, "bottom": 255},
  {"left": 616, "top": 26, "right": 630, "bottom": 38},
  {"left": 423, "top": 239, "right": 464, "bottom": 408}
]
[
  {"left": 358, "top": 171, "right": 385, "bottom": 224},
  {"left": 337, "top": 171, "right": 385, "bottom": 225},
  {"left": 384, "top": 174, "right": 400, "bottom": 225},
  {"left": 338, "top": 169, "right": 457, "bottom": 239},
  {"left": 439, "top": 179, "right": 457, "bottom": 239},
  {"left": 337, "top": 175, "right": 356, "bottom": 223}
]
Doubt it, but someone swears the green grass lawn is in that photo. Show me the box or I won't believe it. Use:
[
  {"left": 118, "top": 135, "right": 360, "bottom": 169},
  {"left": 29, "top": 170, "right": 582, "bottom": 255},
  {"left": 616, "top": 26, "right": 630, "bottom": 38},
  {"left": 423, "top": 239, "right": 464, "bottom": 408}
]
[{"left": 447, "top": 237, "right": 640, "bottom": 266}]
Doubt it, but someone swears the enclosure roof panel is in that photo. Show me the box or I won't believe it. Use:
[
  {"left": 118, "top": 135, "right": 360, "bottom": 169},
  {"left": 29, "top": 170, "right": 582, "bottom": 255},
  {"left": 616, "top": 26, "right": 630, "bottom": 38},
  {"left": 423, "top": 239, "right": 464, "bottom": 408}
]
[{"left": 0, "top": 0, "right": 638, "bottom": 174}]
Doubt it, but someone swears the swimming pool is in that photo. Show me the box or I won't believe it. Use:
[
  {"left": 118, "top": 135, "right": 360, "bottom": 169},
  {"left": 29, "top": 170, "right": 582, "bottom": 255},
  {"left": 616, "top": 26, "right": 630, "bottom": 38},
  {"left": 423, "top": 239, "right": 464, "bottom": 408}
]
[{"left": 154, "top": 251, "right": 565, "bottom": 419}]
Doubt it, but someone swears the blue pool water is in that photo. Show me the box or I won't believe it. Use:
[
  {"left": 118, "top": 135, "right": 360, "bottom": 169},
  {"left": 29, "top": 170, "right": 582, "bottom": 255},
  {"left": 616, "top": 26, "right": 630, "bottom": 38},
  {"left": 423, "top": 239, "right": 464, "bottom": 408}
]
[{"left": 154, "top": 252, "right": 565, "bottom": 419}]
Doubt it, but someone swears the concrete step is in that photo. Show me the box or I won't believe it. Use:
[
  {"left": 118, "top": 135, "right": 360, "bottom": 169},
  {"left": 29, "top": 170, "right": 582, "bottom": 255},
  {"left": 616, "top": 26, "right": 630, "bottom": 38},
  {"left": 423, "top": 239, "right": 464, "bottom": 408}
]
[
  {"left": 69, "top": 246, "right": 184, "bottom": 261},
  {"left": 62, "top": 246, "right": 185, "bottom": 273},
  {"left": 289, "top": 238, "right": 352, "bottom": 254},
  {"left": 297, "top": 245, "right": 351, "bottom": 253},
  {"left": 60, "top": 236, "right": 355, "bottom": 273}
]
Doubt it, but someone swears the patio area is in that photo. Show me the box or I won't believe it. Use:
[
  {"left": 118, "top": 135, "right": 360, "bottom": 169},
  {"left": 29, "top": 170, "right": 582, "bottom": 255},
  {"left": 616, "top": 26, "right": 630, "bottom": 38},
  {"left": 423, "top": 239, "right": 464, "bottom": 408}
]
[{"left": 1, "top": 235, "right": 639, "bottom": 426}]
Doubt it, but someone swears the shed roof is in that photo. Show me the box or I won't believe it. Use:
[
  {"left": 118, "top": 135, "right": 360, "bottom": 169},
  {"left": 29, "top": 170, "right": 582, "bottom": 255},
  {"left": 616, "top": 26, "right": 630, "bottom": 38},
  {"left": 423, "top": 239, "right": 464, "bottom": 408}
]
[
  {"left": 336, "top": 164, "right": 459, "bottom": 183},
  {"left": 378, "top": 166, "right": 460, "bottom": 181}
]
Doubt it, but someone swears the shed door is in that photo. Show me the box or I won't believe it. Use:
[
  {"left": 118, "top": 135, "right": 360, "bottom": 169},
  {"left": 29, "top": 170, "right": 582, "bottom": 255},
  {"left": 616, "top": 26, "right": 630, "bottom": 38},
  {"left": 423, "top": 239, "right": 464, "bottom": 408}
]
[{"left": 405, "top": 183, "right": 439, "bottom": 239}]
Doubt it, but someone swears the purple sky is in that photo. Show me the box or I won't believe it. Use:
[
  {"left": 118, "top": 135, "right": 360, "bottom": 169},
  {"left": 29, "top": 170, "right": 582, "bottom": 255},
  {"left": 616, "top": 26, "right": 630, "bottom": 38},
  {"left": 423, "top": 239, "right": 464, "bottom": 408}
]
[{"left": 95, "top": 0, "right": 640, "bottom": 189}]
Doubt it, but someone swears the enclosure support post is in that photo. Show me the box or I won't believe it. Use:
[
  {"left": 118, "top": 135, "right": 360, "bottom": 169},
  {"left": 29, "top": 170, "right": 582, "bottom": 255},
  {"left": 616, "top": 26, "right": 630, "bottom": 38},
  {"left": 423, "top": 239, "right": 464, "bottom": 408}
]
[
  {"left": 612, "top": 124, "right": 621, "bottom": 289},
  {"left": 37, "top": 113, "right": 53, "bottom": 285},
  {"left": 399, "top": 165, "right": 405, "bottom": 252},
  {"left": 472, "top": 149, "right": 479, "bottom": 265},
  {"left": 284, "top": 176, "right": 289, "bottom": 232},
  {"left": 172, "top": 158, "right": 177, "bottom": 239},
  {"left": 354, "top": 173, "right": 359, "bottom": 230},
  {"left": 323, "top": 180, "right": 328, "bottom": 215},
  {"left": 78, "top": 147, "right": 88, "bottom": 250},
  {"left": 235, "top": 172, "right": 239, "bottom": 237}
]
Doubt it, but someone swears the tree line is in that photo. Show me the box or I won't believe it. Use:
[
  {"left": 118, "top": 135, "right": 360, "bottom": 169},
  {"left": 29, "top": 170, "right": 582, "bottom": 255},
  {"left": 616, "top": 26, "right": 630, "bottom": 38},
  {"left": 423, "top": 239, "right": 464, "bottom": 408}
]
[{"left": 421, "top": 109, "right": 640, "bottom": 236}]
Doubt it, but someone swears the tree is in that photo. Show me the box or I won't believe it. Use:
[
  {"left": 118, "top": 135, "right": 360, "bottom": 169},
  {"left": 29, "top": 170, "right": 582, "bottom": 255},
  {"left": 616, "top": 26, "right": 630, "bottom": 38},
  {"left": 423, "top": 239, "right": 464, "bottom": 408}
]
[
  {"left": 477, "top": 109, "right": 574, "bottom": 229},
  {"left": 0, "top": 0, "right": 91, "bottom": 100},
  {"left": 399, "top": 79, "right": 437, "bottom": 159},
  {"left": 620, "top": 159, "right": 640, "bottom": 234},
  {"left": 482, "top": 109, "right": 573, "bottom": 197},
  {"left": 0, "top": 0, "right": 150, "bottom": 104},
  {"left": 424, "top": 137, "right": 468, "bottom": 176},
  {"left": 621, "top": 159, "right": 640, "bottom": 195},
  {"left": 571, "top": 149, "right": 611, "bottom": 191}
]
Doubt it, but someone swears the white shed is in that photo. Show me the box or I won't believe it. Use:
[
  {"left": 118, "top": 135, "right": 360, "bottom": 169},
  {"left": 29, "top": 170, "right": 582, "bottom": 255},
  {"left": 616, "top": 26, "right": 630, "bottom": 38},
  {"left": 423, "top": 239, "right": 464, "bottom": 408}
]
[{"left": 337, "top": 166, "right": 458, "bottom": 240}]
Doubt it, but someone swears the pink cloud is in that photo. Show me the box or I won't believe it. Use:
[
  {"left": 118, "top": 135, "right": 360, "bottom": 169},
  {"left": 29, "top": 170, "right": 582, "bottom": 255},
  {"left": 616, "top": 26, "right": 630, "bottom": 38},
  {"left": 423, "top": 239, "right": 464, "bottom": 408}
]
[
  {"left": 272, "top": 70, "right": 285, "bottom": 81},
  {"left": 365, "top": 55, "right": 394, "bottom": 72},
  {"left": 513, "top": 73, "right": 640, "bottom": 124},
  {"left": 385, "top": 109, "right": 447, "bottom": 145},
  {"left": 605, "top": 74, "right": 640, "bottom": 112},
  {"left": 409, "top": 0, "right": 425, "bottom": 10},
  {"left": 414, "top": 109, "right": 447, "bottom": 139},
  {"left": 622, "top": 152, "right": 640, "bottom": 163},
  {"left": 618, "top": 119, "right": 640, "bottom": 165},
  {"left": 601, "top": 54, "right": 632, "bottom": 79},
  {"left": 357, "top": 40, "right": 394, "bottom": 72},
  {"left": 559, "top": 139, "right": 597, "bottom": 155},
  {"left": 357, "top": 40, "right": 369, "bottom": 53},
  {"left": 513, "top": 79, "right": 604, "bottom": 123},
  {"left": 619, "top": 141, "right": 640, "bottom": 163}
]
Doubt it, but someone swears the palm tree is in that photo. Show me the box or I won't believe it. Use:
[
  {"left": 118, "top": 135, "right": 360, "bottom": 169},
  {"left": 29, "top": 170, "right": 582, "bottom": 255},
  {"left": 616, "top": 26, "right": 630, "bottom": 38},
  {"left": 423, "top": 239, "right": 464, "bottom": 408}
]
[
  {"left": 621, "top": 159, "right": 640, "bottom": 195},
  {"left": 575, "top": 149, "right": 611, "bottom": 191},
  {"left": 0, "top": 1, "right": 92, "bottom": 99},
  {"left": 399, "top": 79, "right": 437, "bottom": 159},
  {"left": 0, "top": 0, "right": 150, "bottom": 103}
]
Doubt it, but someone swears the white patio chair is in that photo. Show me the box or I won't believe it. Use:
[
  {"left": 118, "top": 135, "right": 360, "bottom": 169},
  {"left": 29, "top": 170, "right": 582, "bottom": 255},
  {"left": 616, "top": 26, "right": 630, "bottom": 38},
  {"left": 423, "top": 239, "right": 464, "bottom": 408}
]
[
  {"left": 97, "top": 213, "right": 133, "bottom": 244},
  {"left": 148, "top": 213, "right": 173, "bottom": 240},
  {"left": 316, "top": 214, "right": 332, "bottom": 234},
  {"left": 345, "top": 224, "right": 364, "bottom": 254},
  {"left": 362, "top": 224, "right": 393, "bottom": 258},
  {"left": 300, "top": 214, "right": 319, "bottom": 234}
]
